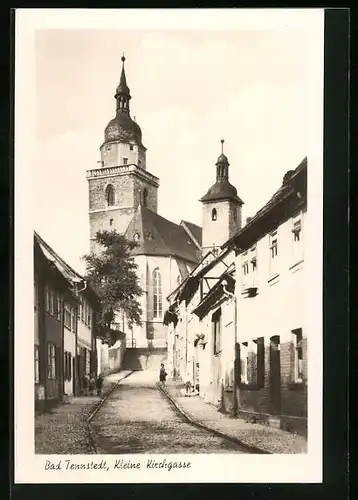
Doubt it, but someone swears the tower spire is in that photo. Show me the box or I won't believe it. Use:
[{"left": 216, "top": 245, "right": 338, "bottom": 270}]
[
  {"left": 115, "top": 53, "right": 131, "bottom": 114},
  {"left": 216, "top": 138, "right": 229, "bottom": 181}
]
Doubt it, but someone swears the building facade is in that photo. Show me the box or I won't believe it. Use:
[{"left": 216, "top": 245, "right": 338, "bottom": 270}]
[
  {"left": 164, "top": 158, "right": 308, "bottom": 436},
  {"left": 224, "top": 157, "right": 308, "bottom": 435},
  {"left": 86, "top": 56, "right": 202, "bottom": 352},
  {"left": 34, "top": 232, "right": 99, "bottom": 413}
]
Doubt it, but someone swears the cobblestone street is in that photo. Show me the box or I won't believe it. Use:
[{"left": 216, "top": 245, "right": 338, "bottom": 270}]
[{"left": 90, "top": 371, "right": 247, "bottom": 454}]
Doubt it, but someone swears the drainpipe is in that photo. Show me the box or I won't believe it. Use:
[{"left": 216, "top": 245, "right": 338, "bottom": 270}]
[
  {"left": 76, "top": 280, "right": 88, "bottom": 293},
  {"left": 222, "top": 279, "right": 238, "bottom": 417}
]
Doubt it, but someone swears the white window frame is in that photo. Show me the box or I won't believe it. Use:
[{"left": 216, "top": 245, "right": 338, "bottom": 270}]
[
  {"left": 86, "top": 301, "right": 92, "bottom": 328},
  {"left": 56, "top": 290, "right": 61, "bottom": 321},
  {"left": 292, "top": 213, "right": 304, "bottom": 264},
  {"left": 269, "top": 230, "right": 279, "bottom": 277},
  {"left": 34, "top": 345, "right": 40, "bottom": 383},
  {"left": 153, "top": 268, "right": 163, "bottom": 319},
  {"left": 64, "top": 301, "right": 72, "bottom": 331},
  {"left": 250, "top": 245, "right": 258, "bottom": 286},
  {"left": 47, "top": 343, "right": 56, "bottom": 380}
]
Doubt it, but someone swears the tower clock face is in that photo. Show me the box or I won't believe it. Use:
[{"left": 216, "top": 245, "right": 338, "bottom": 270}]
[{"left": 107, "top": 125, "right": 118, "bottom": 139}]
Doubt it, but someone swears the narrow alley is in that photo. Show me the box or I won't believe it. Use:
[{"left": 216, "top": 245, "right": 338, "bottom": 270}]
[{"left": 90, "top": 371, "right": 247, "bottom": 454}]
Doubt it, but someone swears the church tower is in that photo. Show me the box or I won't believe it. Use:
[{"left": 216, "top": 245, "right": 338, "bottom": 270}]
[
  {"left": 200, "top": 140, "right": 243, "bottom": 255},
  {"left": 87, "top": 55, "right": 159, "bottom": 252}
]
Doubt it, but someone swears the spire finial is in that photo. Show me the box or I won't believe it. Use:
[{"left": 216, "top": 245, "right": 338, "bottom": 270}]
[
  {"left": 121, "top": 53, "right": 125, "bottom": 63},
  {"left": 221, "top": 138, "right": 224, "bottom": 154}
]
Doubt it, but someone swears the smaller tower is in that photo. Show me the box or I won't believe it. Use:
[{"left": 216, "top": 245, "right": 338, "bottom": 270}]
[{"left": 200, "top": 140, "right": 243, "bottom": 255}]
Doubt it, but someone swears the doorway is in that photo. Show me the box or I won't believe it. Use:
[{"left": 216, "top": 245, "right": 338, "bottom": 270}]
[{"left": 269, "top": 335, "right": 281, "bottom": 414}]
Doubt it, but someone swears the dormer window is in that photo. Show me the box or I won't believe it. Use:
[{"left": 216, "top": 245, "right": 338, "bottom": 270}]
[
  {"left": 133, "top": 233, "right": 140, "bottom": 242},
  {"left": 212, "top": 208, "right": 217, "bottom": 221}
]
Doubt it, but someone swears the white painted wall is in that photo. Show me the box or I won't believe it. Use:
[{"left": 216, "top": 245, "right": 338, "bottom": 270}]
[
  {"left": 64, "top": 325, "right": 76, "bottom": 395},
  {"left": 235, "top": 209, "right": 306, "bottom": 347}
]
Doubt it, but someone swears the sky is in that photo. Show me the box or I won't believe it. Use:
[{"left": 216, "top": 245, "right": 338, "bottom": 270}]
[{"left": 34, "top": 27, "right": 310, "bottom": 274}]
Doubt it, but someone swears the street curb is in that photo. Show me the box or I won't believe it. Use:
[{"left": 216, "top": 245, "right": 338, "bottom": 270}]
[
  {"left": 157, "top": 382, "right": 271, "bottom": 455},
  {"left": 86, "top": 371, "right": 134, "bottom": 424},
  {"left": 85, "top": 371, "right": 134, "bottom": 454}
]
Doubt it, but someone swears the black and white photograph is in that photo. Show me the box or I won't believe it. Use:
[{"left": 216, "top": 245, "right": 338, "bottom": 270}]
[{"left": 15, "top": 8, "right": 324, "bottom": 483}]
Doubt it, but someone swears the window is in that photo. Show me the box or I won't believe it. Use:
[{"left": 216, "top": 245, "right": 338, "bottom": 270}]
[
  {"left": 250, "top": 246, "right": 257, "bottom": 271},
  {"left": 241, "top": 252, "right": 249, "bottom": 288},
  {"left": 129, "top": 144, "right": 134, "bottom": 151},
  {"left": 105, "top": 184, "right": 115, "bottom": 206},
  {"left": 64, "top": 301, "right": 76, "bottom": 332},
  {"left": 45, "top": 285, "right": 61, "bottom": 319},
  {"left": 269, "top": 231, "right": 279, "bottom": 276},
  {"left": 133, "top": 232, "right": 140, "bottom": 242},
  {"left": 292, "top": 328, "right": 303, "bottom": 382},
  {"left": 34, "top": 280, "right": 39, "bottom": 310},
  {"left": 86, "top": 349, "right": 91, "bottom": 376},
  {"left": 153, "top": 268, "right": 162, "bottom": 319},
  {"left": 292, "top": 214, "right": 303, "bottom": 264},
  {"left": 86, "top": 302, "right": 92, "bottom": 328},
  {"left": 64, "top": 351, "right": 72, "bottom": 381},
  {"left": 34, "top": 345, "right": 39, "bottom": 383},
  {"left": 212, "top": 309, "right": 222, "bottom": 355},
  {"left": 56, "top": 290, "right": 61, "bottom": 320},
  {"left": 142, "top": 188, "right": 148, "bottom": 207},
  {"left": 242, "top": 261, "right": 249, "bottom": 276},
  {"left": 212, "top": 208, "right": 217, "bottom": 221},
  {"left": 80, "top": 299, "right": 85, "bottom": 322},
  {"left": 72, "top": 307, "right": 76, "bottom": 331},
  {"left": 110, "top": 218, "right": 114, "bottom": 226},
  {"left": 123, "top": 157, "right": 128, "bottom": 165},
  {"left": 47, "top": 343, "right": 56, "bottom": 379}
]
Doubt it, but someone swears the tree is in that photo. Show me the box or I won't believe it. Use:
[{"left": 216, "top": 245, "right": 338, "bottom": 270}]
[{"left": 83, "top": 230, "right": 143, "bottom": 345}]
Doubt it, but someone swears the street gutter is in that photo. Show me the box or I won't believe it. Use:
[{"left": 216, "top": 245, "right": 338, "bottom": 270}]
[
  {"left": 86, "top": 371, "right": 134, "bottom": 454},
  {"left": 157, "top": 382, "right": 271, "bottom": 455}
]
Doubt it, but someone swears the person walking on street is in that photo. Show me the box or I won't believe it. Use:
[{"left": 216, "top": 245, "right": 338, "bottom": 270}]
[
  {"left": 89, "top": 374, "right": 95, "bottom": 396},
  {"left": 159, "top": 363, "right": 167, "bottom": 385},
  {"left": 184, "top": 368, "right": 192, "bottom": 397},
  {"left": 96, "top": 373, "right": 104, "bottom": 397}
]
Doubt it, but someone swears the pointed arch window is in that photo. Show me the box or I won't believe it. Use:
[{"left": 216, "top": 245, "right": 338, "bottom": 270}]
[
  {"left": 143, "top": 188, "right": 148, "bottom": 207},
  {"left": 153, "top": 268, "right": 162, "bottom": 319},
  {"left": 212, "top": 208, "right": 217, "bottom": 221},
  {"left": 105, "top": 184, "right": 115, "bottom": 206}
]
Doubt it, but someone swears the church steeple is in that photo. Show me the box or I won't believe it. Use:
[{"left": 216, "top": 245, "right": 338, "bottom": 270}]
[
  {"left": 115, "top": 54, "right": 131, "bottom": 114},
  {"left": 216, "top": 139, "right": 229, "bottom": 181}
]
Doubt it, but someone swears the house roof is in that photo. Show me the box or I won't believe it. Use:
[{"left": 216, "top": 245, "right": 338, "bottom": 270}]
[
  {"left": 34, "top": 231, "right": 83, "bottom": 285},
  {"left": 222, "top": 157, "right": 307, "bottom": 251},
  {"left": 180, "top": 220, "right": 202, "bottom": 247},
  {"left": 34, "top": 231, "right": 99, "bottom": 305},
  {"left": 124, "top": 205, "right": 200, "bottom": 264},
  {"left": 192, "top": 265, "right": 235, "bottom": 320}
]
